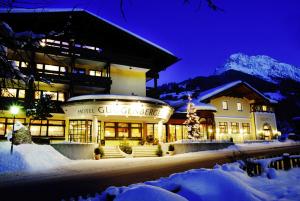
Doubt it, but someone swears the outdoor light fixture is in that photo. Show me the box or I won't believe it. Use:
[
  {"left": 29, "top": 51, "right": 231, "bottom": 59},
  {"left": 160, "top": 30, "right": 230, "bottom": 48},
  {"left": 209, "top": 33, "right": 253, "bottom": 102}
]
[{"left": 10, "top": 105, "right": 20, "bottom": 154}]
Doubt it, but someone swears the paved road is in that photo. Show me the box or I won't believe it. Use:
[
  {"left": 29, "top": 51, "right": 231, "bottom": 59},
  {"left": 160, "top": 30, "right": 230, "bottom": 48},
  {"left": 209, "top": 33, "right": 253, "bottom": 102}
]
[{"left": 1, "top": 144, "right": 300, "bottom": 201}]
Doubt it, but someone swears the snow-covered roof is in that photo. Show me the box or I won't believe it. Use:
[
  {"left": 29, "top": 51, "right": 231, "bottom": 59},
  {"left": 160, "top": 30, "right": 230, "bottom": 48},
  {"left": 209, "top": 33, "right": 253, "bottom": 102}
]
[
  {"left": 0, "top": 8, "right": 175, "bottom": 56},
  {"left": 67, "top": 94, "right": 170, "bottom": 106},
  {"left": 197, "top": 80, "right": 277, "bottom": 104}
]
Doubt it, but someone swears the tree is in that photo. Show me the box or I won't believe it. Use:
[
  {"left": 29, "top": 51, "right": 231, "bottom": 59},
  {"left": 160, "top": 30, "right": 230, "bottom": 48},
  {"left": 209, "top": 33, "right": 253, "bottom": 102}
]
[{"left": 184, "top": 95, "right": 201, "bottom": 139}]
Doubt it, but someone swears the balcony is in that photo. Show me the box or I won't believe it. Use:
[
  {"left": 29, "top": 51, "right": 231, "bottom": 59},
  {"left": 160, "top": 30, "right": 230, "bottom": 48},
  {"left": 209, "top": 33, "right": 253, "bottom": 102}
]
[{"left": 20, "top": 68, "right": 112, "bottom": 89}]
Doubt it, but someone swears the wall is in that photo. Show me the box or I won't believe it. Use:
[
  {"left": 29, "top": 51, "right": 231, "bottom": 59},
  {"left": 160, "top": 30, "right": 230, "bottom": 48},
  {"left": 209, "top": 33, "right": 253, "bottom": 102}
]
[
  {"left": 162, "top": 142, "right": 234, "bottom": 154},
  {"left": 253, "top": 112, "right": 278, "bottom": 138},
  {"left": 51, "top": 143, "right": 98, "bottom": 160},
  {"left": 210, "top": 96, "right": 255, "bottom": 142},
  {"left": 110, "top": 64, "right": 147, "bottom": 96}
]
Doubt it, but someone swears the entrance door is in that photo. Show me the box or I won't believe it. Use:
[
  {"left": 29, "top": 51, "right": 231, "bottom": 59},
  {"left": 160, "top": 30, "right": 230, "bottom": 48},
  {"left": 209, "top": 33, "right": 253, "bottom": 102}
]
[{"left": 263, "top": 123, "right": 272, "bottom": 140}]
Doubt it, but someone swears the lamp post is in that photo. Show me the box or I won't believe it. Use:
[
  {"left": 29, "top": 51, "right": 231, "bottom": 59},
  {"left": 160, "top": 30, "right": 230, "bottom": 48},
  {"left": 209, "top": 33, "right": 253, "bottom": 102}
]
[{"left": 10, "top": 105, "right": 20, "bottom": 155}]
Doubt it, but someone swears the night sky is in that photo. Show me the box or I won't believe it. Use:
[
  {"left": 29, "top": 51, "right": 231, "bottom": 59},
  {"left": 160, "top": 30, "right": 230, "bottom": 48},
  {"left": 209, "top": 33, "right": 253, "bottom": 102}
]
[{"left": 11, "top": 0, "right": 300, "bottom": 85}]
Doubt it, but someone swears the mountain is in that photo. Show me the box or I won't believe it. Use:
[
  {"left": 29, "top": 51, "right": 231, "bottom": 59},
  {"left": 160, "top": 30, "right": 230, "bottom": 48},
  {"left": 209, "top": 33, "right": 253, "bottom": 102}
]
[
  {"left": 157, "top": 53, "right": 300, "bottom": 133},
  {"left": 215, "top": 53, "right": 300, "bottom": 84}
]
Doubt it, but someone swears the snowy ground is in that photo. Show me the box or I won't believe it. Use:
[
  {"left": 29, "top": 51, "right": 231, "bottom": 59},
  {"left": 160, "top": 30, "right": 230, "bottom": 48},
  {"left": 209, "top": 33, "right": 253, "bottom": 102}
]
[
  {"left": 0, "top": 140, "right": 300, "bottom": 201},
  {"left": 83, "top": 161, "right": 300, "bottom": 201}
]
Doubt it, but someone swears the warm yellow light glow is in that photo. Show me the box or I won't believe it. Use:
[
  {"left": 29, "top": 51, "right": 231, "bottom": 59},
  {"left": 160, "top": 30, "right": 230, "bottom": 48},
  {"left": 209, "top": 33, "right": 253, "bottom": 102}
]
[
  {"left": 208, "top": 128, "right": 213, "bottom": 133},
  {"left": 40, "top": 39, "right": 46, "bottom": 47},
  {"left": 10, "top": 105, "right": 20, "bottom": 115}
]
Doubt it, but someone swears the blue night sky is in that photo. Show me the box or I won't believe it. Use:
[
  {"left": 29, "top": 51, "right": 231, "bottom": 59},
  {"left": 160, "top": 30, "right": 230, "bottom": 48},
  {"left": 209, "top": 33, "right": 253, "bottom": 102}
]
[{"left": 17, "top": 0, "right": 300, "bottom": 85}]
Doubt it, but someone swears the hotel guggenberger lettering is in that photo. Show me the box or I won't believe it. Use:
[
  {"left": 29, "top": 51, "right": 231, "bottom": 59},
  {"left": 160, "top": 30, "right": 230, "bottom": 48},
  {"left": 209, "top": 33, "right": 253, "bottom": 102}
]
[{"left": 0, "top": 9, "right": 278, "bottom": 145}]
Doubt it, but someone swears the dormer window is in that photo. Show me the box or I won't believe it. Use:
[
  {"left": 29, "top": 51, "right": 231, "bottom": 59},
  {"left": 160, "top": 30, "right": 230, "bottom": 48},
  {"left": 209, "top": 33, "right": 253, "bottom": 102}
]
[
  {"left": 222, "top": 101, "right": 228, "bottom": 110},
  {"left": 237, "top": 102, "right": 243, "bottom": 111}
]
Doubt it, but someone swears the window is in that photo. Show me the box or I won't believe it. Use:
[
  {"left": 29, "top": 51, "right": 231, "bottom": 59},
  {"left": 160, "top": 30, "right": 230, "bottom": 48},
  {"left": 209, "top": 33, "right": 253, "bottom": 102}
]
[
  {"left": 231, "top": 122, "right": 239, "bottom": 134},
  {"left": 219, "top": 122, "right": 228, "bottom": 134},
  {"left": 43, "top": 91, "right": 58, "bottom": 100},
  {"left": 131, "top": 123, "right": 142, "bottom": 138},
  {"left": 73, "top": 68, "right": 85, "bottom": 74},
  {"left": 45, "top": 64, "right": 59, "bottom": 72},
  {"left": 21, "top": 62, "right": 28, "bottom": 68},
  {"left": 117, "top": 123, "right": 129, "bottom": 138},
  {"left": 242, "top": 123, "right": 250, "bottom": 134},
  {"left": 104, "top": 122, "right": 116, "bottom": 137},
  {"left": 1, "top": 88, "right": 17, "bottom": 97},
  {"left": 89, "top": 70, "right": 102, "bottom": 77},
  {"left": 105, "top": 122, "right": 142, "bottom": 138},
  {"left": 58, "top": 92, "right": 65, "bottom": 102},
  {"left": 0, "top": 118, "right": 26, "bottom": 136},
  {"left": 36, "top": 64, "right": 44, "bottom": 70},
  {"left": 237, "top": 102, "right": 243, "bottom": 111},
  {"left": 262, "top": 105, "right": 267, "bottom": 112},
  {"left": 222, "top": 101, "right": 228, "bottom": 110},
  {"left": 69, "top": 120, "right": 92, "bottom": 142}
]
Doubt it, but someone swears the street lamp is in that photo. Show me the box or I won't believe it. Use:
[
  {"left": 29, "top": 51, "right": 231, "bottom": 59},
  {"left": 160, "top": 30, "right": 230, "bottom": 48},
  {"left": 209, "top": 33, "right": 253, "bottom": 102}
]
[{"left": 10, "top": 105, "right": 20, "bottom": 154}]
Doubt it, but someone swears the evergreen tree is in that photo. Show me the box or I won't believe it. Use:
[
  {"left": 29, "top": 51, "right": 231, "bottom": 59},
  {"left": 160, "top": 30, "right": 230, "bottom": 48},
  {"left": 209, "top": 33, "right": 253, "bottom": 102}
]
[{"left": 184, "top": 95, "right": 201, "bottom": 139}]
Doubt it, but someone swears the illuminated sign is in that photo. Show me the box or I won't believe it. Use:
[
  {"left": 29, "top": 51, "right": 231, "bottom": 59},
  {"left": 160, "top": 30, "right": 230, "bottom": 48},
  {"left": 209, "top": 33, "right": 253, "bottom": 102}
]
[{"left": 63, "top": 101, "right": 173, "bottom": 120}]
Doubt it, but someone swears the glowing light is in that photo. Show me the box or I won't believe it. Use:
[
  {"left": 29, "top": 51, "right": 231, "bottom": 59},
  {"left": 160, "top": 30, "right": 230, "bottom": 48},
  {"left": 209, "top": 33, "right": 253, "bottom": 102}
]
[
  {"left": 10, "top": 105, "right": 20, "bottom": 115},
  {"left": 40, "top": 39, "right": 46, "bottom": 47},
  {"left": 208, "top": 128, "right": 213, "bottom": 133}
]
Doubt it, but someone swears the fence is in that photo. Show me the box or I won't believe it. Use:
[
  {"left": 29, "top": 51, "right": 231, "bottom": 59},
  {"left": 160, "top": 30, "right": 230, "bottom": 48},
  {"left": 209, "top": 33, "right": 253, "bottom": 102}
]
[{"left": 243, "top": 153, "right": 300, "bottom": 177}]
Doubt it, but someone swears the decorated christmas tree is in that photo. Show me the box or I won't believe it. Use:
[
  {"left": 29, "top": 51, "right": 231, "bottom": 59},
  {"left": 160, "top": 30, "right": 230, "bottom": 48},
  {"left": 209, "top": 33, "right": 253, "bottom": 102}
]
[{"left": 184, "top": 95, "right": 201, "bottom": 139}]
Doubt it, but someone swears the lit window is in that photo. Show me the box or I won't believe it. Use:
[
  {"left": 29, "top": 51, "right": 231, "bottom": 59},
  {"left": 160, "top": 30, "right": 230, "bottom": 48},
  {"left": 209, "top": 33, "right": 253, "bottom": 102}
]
[
  {"left": 117, "top": 123, "right": 129, "bottom": 138},
  {"left": 12, "top": 60, "right": 20, "bottom": 67},
  {"left": 262, "top": 105, "right": 267, "bottom": 112},
  {"left": 35, "top": 91, "right": 41, "bottom": 99},
  {"left": 242, "top": 123, "right": 250, "bottom": 134},
  {"left": 20, "top": 62, "right": 28, "bottom": 68},
  {"left": 73, "top": 68, "right": 85, "bottom": 74},
  {"left": 36, "top": 64, "right": 43, "bottom": 70},
  {"left": 18, "top": 89, "right": 25, "bottom": 98},
  {"left": 60, "top": 67, "right": 66, "bottom": 72},
  {"left": 231, "top": 122, "right": 239, "bottom": 134},
  {"left": 45, "top": 65, "right": 59, "bottom": 72},
  {"left": 222, "top": 101, "right": 228, "bottom": 110},
  {"left": 237, "top": 103, "right": 243, "bottom": 111},
  {"left": 58, "top": 92, "right": 65, "bottom": 102},
  {"left": 219, "top": 122, "right": 228, "bottom": 134},
  {"left": 1, "top": 88, "right": 17, "bottom": 97},
  {"left": 131, "top": 123, "right": 142, "bottom": 138},
  {"left": 89, "top": 70, "right": 101, "bottom": 77},
  {"left": 44, "top": 91, "right": 57, "bottom": 100}
]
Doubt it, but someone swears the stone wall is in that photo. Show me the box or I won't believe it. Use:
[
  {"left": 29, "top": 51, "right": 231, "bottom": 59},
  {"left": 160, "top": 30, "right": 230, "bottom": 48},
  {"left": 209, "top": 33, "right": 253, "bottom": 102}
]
[
  {"left": 51, "top": 143, "right": 98, "bottom": 160},
  {"left": 162, "top": 142, "right": 234, "bottom": 155}
]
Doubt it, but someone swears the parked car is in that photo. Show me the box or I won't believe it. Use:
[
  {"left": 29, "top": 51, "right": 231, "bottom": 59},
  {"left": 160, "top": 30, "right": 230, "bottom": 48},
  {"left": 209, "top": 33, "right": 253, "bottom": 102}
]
[{"left": 279, "top": 133, "right": 300, "bottom": 142}]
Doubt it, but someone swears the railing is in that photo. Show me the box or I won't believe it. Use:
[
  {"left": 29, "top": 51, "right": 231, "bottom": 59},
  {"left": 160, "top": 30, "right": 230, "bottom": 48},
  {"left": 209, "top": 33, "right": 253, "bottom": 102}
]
[{"left": 242, "top": 153, "right": 300, "bottom": 177}]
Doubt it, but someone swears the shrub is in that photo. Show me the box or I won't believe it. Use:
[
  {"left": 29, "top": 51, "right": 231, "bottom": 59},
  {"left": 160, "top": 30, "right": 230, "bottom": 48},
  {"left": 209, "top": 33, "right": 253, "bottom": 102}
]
[
  {"left": 146, "top": 135, "right": 154, "bottom": 143},
  {"left": 156, "top": 144, "right": 163, "bottom": 157},
  {"left": 153, "top": 138, "right": 159, "bottom": 145},
  {"left": 94, "top": 146, "right": 104, "bottom": 157},
  {"left": 119, "top": 140, "right": 132, "bottom": 154},
  {"left": 13, "top": 127, "right": 32, "bottom": 145},
  {"left": 168, "top": 144, "right": 175, "bottom": 151}
]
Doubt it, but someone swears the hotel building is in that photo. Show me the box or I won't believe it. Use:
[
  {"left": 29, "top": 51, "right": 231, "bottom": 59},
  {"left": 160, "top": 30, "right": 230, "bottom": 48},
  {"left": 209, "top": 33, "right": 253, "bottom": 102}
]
[
  {"left": 167, "top": 81, "right": 279, "bottom": 142},
  {"left": 0, "top": 9, "right": 178, "bottom": 145}
]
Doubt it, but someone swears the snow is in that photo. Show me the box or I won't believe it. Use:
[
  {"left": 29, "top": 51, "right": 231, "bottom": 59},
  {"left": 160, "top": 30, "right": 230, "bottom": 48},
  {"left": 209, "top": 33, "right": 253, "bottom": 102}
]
[
  {"left": 197, "top": 80, "right": 277, "bottom": 103},
  {"left": 67, "top": 94, "right": 169, "bottom": 105},
  {"left": 0, "top": 8, "right": 175, "bottom": 56},
  {"left": 215, "top": 53, "right": 300, "bottom": 84},
  {"left": 264, "top": 91, "right": 286, "bottom": 102},
  {"left": 0, "top": 142, "right": 69, "bottom": 173},
  {"left": 84, "top": 160, "right": 300, "bottom": 201}
]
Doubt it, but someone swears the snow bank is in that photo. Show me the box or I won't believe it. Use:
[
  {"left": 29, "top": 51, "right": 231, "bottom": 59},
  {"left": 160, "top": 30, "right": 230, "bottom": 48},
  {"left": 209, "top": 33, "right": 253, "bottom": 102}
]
[
  {"left": 0, "top": 142, "right": 70, "bottom": 173},
  {"left": 84, "top": 160, "right": 300, "bottom": 201}
]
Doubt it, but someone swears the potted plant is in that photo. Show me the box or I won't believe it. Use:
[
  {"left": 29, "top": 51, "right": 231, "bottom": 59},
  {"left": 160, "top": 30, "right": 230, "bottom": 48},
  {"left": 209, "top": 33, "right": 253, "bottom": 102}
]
[
  {"left": 167, "top": 144, "right": 175, "bottom": 156},
  {"left": 94, "top": 146, "right": 104, "bottom": 160},
  {"left": 156, "top": 144, "right": 163, "bottom": 157}
]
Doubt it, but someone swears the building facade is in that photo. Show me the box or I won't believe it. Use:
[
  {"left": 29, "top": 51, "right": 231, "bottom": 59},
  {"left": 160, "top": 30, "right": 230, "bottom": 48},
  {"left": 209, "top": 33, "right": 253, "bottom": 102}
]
[
  {"left": 168, "top": 81, "right": 279, "bottom": 143},
  {"left": 0, "top": 9, "right": 178, "bottom": 145}
]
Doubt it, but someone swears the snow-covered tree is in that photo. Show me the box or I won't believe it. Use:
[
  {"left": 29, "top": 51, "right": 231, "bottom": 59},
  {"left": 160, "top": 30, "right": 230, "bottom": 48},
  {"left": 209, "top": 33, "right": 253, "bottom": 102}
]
[{"left": 184, "top": 95, "right": 201, "bottom": 139}]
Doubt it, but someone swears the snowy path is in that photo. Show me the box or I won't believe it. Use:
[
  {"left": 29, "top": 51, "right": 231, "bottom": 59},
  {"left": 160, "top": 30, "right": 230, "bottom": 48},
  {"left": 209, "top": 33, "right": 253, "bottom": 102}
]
[{"left": 0, "top": 141, "right": 299, "bottom": 200}]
